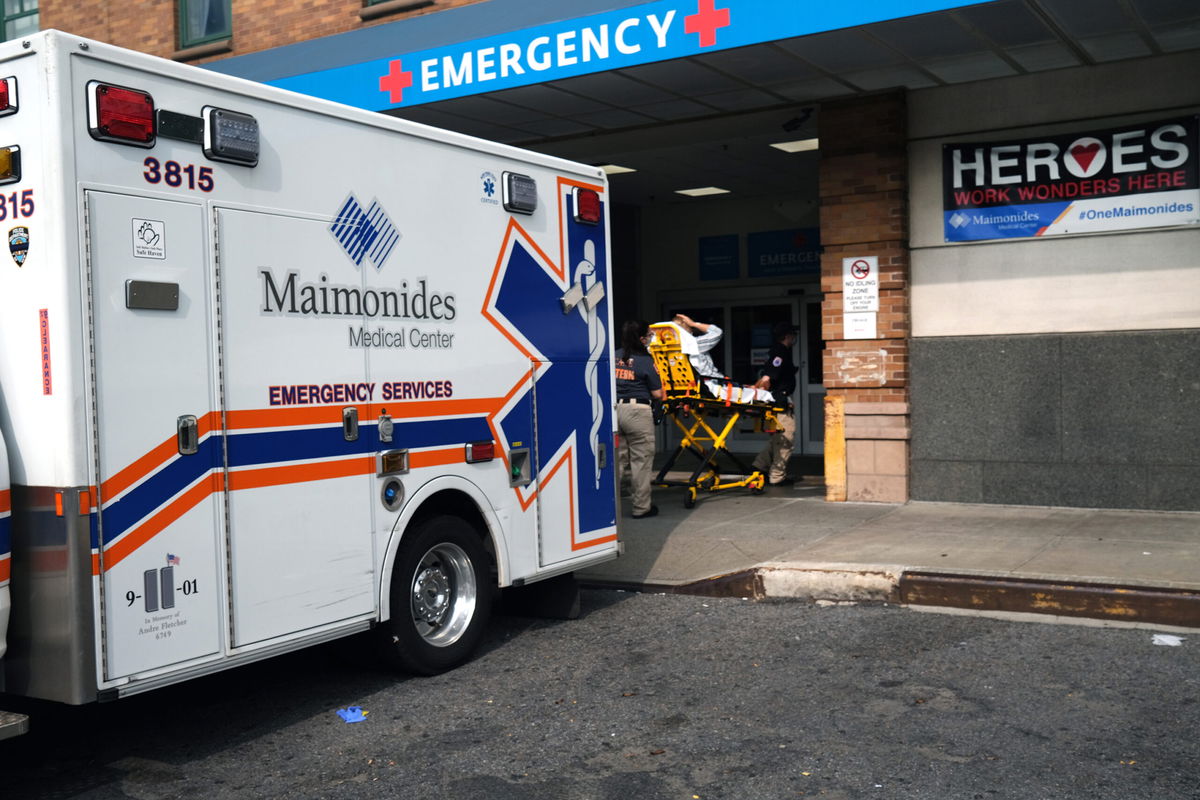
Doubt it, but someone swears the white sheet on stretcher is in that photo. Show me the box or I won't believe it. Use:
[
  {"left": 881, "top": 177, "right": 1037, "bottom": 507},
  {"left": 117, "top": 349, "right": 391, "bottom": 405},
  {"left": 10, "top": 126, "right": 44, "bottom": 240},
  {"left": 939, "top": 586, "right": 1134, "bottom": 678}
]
[{"left": 703, "top": 379, "right": 774, "bottom": 405}]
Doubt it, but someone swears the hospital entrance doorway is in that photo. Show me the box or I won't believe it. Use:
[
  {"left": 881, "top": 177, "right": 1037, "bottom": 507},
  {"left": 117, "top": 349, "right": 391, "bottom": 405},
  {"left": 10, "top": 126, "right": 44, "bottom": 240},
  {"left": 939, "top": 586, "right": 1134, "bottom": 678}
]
[{"left": 660, "top": 292, "right": 825, "bottom": 456}]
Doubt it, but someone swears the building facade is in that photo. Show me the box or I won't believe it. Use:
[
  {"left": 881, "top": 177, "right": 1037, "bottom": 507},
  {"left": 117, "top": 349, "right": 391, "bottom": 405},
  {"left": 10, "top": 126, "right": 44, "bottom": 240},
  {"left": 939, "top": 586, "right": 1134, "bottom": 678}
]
[{"left": 28, "top": 0, "right": 1200, "bottom": 510}]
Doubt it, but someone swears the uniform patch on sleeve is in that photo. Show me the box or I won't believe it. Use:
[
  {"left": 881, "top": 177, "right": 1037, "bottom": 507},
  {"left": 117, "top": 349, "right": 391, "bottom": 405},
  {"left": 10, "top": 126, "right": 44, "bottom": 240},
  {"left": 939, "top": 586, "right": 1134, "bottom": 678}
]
[{"left": 771, "top": 356, "right": 783, "bottom": 367}]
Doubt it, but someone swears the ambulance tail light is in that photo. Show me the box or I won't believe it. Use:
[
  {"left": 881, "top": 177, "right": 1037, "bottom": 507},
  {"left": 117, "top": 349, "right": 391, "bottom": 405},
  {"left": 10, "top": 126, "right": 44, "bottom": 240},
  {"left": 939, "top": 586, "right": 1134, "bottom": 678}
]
[
  {"left": 465, "top": 441, "right": 496, "bottom": 463},
  {"left": 573, "top": 187, "right": 601, "bottom": 225},
  {"left": 0, "top": 145, "right": 20, "bottom": 185},
  {"left": 0, "top": 76, "right": 18, "bottom": 117},
  {"left": 87, "top": 82, "right": 155, "bottom": 148}
]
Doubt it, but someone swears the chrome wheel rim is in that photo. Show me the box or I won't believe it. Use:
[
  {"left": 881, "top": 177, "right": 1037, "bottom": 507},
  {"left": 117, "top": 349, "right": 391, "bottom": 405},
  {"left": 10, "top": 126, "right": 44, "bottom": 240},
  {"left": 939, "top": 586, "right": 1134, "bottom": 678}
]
[{"left": 410, "top": 542, "right": 477, "bottom": 647}]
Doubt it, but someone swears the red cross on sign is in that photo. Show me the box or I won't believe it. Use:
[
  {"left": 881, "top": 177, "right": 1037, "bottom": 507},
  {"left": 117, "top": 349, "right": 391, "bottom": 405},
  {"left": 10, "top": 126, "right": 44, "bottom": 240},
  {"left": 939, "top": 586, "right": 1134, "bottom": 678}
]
[
  {"left": 851, "top": 260, "right": 871, "bottom": 280},
  {"left": 379, "top": 59, "right": 414, "bottom": 105},
  {"left": 685, "top": 0, "right": 731, "bottom": 48}
]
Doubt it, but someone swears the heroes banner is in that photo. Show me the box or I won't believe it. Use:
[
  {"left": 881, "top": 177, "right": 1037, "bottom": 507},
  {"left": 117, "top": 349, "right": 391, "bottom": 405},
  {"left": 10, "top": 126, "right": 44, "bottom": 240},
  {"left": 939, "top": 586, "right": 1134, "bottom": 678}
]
[{"left": 942, "top": 116, "right": 1199, "bottom": 242}]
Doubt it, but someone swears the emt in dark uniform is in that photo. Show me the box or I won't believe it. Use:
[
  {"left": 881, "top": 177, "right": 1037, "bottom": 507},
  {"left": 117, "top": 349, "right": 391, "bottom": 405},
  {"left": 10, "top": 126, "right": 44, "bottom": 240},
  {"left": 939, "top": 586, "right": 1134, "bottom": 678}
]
[
  {"left": 753, "top": 322, "right": 799, "bottom": 486},
  {"left": 615, "top": 320, "right": 663, "bottom": 519}
]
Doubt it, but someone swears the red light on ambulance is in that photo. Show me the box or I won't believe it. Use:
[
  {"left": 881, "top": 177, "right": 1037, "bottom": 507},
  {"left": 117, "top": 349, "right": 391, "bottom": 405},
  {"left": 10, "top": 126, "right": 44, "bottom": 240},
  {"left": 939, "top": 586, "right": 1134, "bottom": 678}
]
[
  {"left": 0, "top": 76, "right": 18, "bottom": 117},
  {"left": 87, "top": 82, "right": 155, "bottom": 148},
  {"left": 465, "top": 441, "right": 496, "bottom": 463},
  {"left": 573, "top": 187, "right": 601, "bottom": 225}
]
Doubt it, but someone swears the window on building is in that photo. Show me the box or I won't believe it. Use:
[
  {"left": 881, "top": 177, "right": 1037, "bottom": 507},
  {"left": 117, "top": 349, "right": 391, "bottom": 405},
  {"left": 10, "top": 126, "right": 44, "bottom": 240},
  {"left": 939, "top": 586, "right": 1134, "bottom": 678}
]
[
  {"left": 3, "top": 0, "right": 38, "bottom": 41},
  {"left": 179, "top": 0, "right": 231, "bottom": 48}
]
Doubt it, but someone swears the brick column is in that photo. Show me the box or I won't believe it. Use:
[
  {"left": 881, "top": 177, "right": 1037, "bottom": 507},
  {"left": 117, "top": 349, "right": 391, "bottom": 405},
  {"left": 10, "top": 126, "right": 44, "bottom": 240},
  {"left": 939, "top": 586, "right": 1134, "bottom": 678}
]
[{"left": 819, "top": 92, "right": 910, "bottom": 503}]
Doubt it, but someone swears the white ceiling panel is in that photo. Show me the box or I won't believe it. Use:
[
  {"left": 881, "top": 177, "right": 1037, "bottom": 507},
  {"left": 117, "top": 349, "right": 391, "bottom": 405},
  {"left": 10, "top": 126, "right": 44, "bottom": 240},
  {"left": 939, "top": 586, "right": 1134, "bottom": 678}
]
[
  {"left": 694, "top": 43, "right": 818, "bottom": 84},
  {"left": 630, "top": 98, "right": 719, "bottom": 121},
  {"left": 432, "top": 94, "right": 552, "bottom": 124},
  {"left": 768, "top": 76, "right": 859, "bottom": 102},
  {"left": 840, "top": 65, "right": 940, "bottom": 91},
  {"left": 922, "top": 52, "right": 1019, "bottom": 83},
  {"left": 693, "top": 87, "right": 783, "bottom": 112},
  {"left": 870, "top": 14, "right": 993, "bottom": 60},
  {"left": 1078, "top": 31, "right": 1155, "bottom": 61},
  {"left": 1151, "top": 22, "right": 1200, "bottom": 52},
  {"left": 489, "top": 84, "right": 611, "bottom": 116},
  {"left": 777, "top": 30, "right": 905, "bottom": 72},
  {"left": 1005, "top": 41, "right": 1084, "bottom": 71},
  {"left": 553, "top": 71, "right": 679, "bottom": 105},
  {"left": 617, "top": 58, "right": 744, "bottom": 93},
  {"left": 1039, "top": 0, "right": 1133, "bottom": 37},
  {"left": 572, "top": 108, "right": 660, "bottom": 130},
  {"left": 1131, "top": 0, "right": 1200, "bottom": 26},
  {"left": 955, "top": 1, "right": 1059, "bottom": 47},
  {"left": 512, "top": 117, "right": 599, "bottom": 138}
]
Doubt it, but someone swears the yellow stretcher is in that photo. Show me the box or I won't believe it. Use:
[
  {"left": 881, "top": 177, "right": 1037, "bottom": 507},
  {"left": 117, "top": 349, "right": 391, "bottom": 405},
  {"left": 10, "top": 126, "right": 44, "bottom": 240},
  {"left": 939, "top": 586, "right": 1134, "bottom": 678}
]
[{"left": 647, "top": 322, "right": 785, "bottom": 508}]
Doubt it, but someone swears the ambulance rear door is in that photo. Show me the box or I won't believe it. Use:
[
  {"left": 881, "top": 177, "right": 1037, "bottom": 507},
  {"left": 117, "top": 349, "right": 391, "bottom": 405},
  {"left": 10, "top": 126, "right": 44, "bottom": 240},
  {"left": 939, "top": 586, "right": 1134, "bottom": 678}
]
[{"left": 86, "top": 191, "right": 224, "bottom": 680}]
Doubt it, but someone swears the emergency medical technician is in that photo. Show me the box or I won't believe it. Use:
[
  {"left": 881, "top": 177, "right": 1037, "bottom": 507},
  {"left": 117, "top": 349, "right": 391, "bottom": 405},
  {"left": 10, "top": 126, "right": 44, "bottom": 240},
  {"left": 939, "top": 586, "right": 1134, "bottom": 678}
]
[
  {"left": 616, "top": 320, "right": 663, "bottom": 518},
  {"left": 753, "top": 322, "right": 799, "bottom": 486}
]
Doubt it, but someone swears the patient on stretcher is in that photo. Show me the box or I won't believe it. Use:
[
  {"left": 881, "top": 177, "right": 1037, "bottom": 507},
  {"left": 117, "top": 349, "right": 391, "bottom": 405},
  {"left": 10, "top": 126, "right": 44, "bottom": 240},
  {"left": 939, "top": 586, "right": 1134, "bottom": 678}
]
[{"left": 652, "top": 315, "right": 775, "bottom": 405}]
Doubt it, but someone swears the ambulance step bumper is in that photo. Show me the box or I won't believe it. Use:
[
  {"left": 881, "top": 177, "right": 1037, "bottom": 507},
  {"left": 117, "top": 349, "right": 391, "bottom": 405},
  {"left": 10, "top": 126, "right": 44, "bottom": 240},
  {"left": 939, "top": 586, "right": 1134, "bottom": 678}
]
[{"left": 0, "top": 709, "right": 30, "bottom": 740}]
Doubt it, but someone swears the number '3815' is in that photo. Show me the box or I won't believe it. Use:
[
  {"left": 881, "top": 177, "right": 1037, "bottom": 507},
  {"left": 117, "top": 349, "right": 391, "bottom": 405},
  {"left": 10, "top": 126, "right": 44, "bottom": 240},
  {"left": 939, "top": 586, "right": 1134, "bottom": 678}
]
[
  {"left": 0, "top": 189, "right": 34, "bottom": 220},
  {"left": 143, "top": 157, "right": 214, "bottom": 192}
]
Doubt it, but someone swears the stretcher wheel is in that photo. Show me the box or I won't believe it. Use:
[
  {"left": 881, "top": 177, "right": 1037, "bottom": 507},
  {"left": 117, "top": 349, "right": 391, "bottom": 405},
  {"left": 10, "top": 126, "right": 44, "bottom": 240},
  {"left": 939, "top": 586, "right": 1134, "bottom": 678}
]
[
  {"left": 750, "top": 473, "right": 766, "bottom": 495},
  {"left": 684, "top": 487, "right": 697, "bottom": 509}
]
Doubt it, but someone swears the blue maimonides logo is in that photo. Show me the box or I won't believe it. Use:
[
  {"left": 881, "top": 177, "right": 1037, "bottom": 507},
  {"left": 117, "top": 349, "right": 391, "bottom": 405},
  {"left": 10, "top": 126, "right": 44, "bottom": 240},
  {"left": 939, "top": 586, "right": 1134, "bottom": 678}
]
[{"left": 330, "top": 194, "right": 401, "bottom": 269}]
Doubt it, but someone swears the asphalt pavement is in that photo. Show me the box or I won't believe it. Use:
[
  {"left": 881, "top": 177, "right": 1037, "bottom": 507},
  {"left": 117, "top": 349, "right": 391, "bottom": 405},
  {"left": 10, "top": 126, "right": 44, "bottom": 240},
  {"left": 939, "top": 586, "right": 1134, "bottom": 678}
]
[
  {"left": 581, "top": 462, "right": 1200, "bottom": 629},
  {"left": 4, "top": 592, "right": 1195, "bottom": 800}
]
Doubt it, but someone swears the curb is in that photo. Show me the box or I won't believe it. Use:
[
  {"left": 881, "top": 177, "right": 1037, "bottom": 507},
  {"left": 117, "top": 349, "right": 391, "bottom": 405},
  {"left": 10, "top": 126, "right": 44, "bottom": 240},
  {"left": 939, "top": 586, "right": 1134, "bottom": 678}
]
[{"left": 581, "top": 563, "right": 1200, "bottom": 629}]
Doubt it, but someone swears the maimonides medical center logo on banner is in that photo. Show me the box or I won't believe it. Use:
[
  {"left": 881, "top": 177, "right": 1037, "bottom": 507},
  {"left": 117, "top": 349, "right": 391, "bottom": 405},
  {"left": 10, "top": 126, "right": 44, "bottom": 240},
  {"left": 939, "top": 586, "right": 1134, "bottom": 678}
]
[{"left": 943, "top": 116, "right": 1199, "bottom": 242}]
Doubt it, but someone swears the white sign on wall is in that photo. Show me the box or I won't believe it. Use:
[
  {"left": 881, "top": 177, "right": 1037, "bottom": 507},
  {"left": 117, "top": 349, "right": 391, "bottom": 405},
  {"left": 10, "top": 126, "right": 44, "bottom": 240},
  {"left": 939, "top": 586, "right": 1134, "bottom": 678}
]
[
  {"left": 842, "top": 256, "right": 879, "bottom": 313},
  {"left": 844, "top": 311, "right": 877, "bottom": 340}
]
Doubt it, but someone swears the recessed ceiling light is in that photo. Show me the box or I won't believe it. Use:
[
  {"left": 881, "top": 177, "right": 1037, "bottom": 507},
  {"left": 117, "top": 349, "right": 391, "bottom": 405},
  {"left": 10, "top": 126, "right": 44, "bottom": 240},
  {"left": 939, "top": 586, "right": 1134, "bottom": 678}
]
[
  {"left": 675, "top": 186, "right": 730, "bottom": 197},
  {"left": 597, "top": 164, "right": 637, "bottom": 175},
  {"left": 770, "top": 138, "right": 820, "bottom": 153}
]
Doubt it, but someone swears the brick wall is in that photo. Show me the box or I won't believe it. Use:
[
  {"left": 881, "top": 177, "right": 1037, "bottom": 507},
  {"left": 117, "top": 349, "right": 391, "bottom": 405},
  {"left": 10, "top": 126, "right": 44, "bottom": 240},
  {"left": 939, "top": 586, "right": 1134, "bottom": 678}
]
[
  {"left": 818, "top": 92, "right": 911, "bottom": 502},
  {"left": 42, "top": 0, "right": 487, "bottom": 63}
]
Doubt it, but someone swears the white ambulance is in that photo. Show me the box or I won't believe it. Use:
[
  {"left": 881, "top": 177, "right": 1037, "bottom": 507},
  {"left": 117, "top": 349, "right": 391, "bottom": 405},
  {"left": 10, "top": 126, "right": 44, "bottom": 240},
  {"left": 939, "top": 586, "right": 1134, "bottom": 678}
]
[{"left": 0, "top": 30, "right": 620, "bottom": 737}]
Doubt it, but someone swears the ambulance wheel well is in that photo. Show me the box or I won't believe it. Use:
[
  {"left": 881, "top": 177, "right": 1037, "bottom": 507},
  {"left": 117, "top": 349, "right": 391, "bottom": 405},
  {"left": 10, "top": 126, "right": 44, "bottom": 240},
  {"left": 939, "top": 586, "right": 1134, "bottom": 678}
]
[{"left": 406, "top": 490, "right": 497, "bottom": 574}]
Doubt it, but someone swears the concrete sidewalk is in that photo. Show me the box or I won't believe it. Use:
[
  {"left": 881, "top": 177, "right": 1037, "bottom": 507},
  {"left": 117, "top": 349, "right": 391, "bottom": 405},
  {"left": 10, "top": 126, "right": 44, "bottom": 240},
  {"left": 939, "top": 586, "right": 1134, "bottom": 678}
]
[{"left": 578, "top": 479, "right": 1200, "bottom": 629}]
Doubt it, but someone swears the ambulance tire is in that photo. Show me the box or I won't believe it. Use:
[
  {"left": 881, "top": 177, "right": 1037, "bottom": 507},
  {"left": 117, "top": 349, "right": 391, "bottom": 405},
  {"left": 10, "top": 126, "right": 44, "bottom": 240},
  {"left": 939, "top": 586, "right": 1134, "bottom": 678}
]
[{"left": 381, "top": 514, "right": 494, "bottom": 676}]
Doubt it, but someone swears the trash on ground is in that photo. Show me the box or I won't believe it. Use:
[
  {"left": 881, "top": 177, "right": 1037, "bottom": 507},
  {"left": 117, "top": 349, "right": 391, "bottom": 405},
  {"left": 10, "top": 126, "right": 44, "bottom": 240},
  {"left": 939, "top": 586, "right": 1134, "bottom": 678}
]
[
  {"left": 336, "top": 706, "right": 369, "bottom": 723},
  {"left": 1151, "top": 634, "right": 1184, "bottom": 647}
]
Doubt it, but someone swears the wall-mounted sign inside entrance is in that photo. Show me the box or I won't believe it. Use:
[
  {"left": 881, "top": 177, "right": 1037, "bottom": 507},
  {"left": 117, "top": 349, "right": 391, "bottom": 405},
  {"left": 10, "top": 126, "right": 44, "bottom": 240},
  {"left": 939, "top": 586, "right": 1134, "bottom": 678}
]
[
  {"left": 698, "top": 233, "right": 739, "bottom": 280},
  {"left": 747, "top": 228, "right": 820, "bottom": 278},
  {"left": 943, "top": 116, "right": 1199, "bottom": 242},
  {"left": 262, "top": 0, "right": 989, "bottom": 111}
]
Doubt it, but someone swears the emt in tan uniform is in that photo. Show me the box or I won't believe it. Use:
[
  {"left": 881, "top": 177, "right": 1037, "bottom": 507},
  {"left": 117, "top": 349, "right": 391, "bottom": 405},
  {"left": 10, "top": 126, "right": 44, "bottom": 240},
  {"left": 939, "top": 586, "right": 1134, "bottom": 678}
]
[{"left": 615, "top": 320, "right": 663, "bottom": 518}]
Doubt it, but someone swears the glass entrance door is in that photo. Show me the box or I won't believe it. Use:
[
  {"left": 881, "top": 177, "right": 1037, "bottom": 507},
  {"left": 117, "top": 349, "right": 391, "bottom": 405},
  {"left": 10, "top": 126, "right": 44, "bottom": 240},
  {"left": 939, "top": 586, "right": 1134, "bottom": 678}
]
[{"left": 661, "top": 295, "right": 824, "bottom": 455}]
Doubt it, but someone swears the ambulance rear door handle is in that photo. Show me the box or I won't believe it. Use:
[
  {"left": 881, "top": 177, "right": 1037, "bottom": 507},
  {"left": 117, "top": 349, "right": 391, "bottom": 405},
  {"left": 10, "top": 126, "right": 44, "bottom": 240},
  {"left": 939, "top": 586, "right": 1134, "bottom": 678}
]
[
  {"left": 177, "top": 415, "right": 199, "bottom": 456},
  {"left": 582, "top": 282, "right": 605, "bottom": 311},
  {"left": 343, "top": 407, "right": 359, "bottom": 441},
  {"left": 560, "top": 284, "right": 584, "bottom": 313}
]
